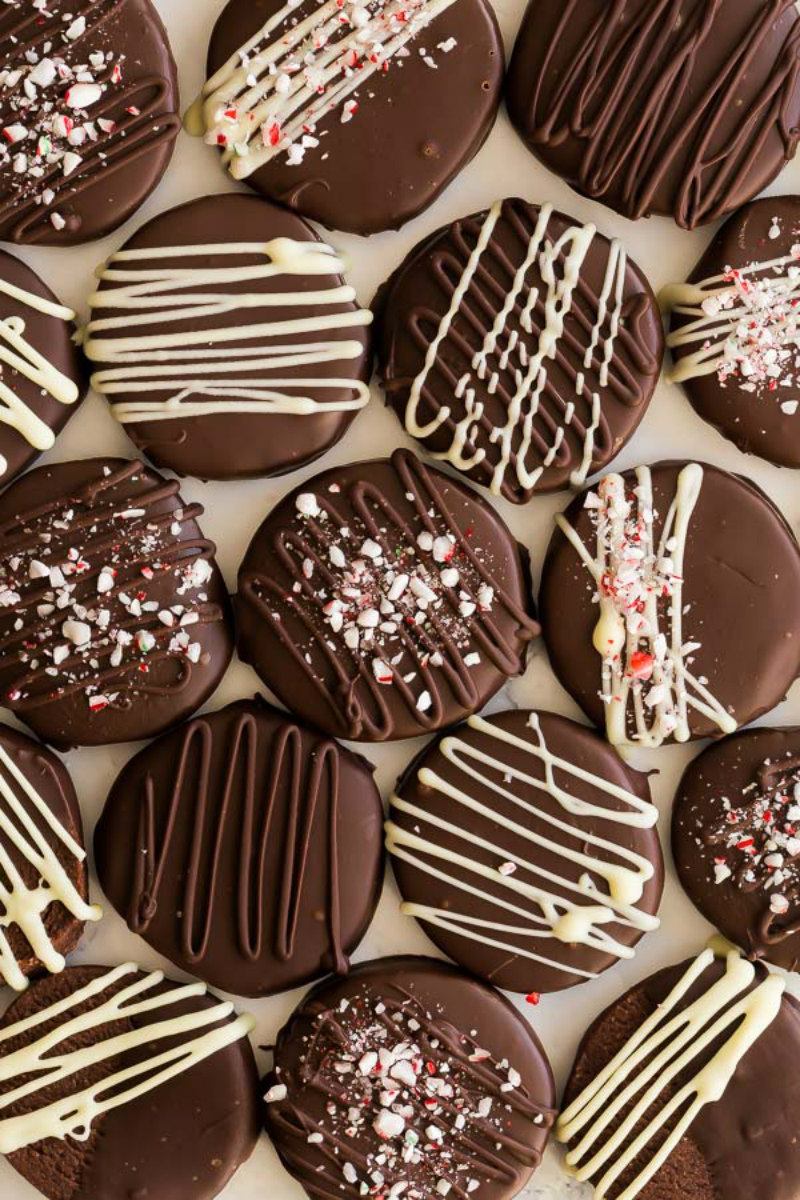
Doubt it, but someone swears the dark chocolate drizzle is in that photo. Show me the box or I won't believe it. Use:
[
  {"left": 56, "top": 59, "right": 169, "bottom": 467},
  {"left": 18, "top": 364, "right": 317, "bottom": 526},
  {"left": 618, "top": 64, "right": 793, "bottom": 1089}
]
[
  {"left": 0, "top": 460, "right": 224, "bottom": 713},
  {"left": 129, "top": 705, "right": 347, "bottom": 972},
  {"left": 238, "top": 449, "right": 538, "bottom": 740},
  {"left": 0, "top": 0, "right": 180, "bottom": 243},
  {"left": 519, "top": 0, "right": 800, "bottom": 228}
]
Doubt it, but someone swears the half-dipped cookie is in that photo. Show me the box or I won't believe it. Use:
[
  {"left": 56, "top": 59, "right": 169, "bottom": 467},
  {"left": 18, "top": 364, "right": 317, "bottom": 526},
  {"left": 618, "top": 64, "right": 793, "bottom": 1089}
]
[
  {"left": 0, "top": 251, "right": 87, "bottom": 487},
  {"left": 0, "top": 723, "right": 100, "bottom": 991},
  {"left": 387, "top": 709, "right": 663, "bottom": 993},
  {"left": 84, "top": 194, "right": 373, "bottom": 481},
  {"left": 263, "top": 956, "right": 556, "bottom": 1200},
  {"left": 0, "top": 964, "right": 259, "bottom": 1200},
  {"left": 186, "top": 0, "right": 504, "bottom": 236},
  {"left": 0, "top": 0, "right": 180, "bottom": 245},
  {"left": 0, "top": 458, "right": 233, "bottom": 749},
  {"left": 540, "top": 460, "right": 800, "bottom": 746},
  {"left": 557, "top": 943, "right": 800, "bottom": 1200},
  {"left": 506, "top": 0, "right": 800, "bottom": 230},
  {"left": 663, "top": 195, "right": 800, "bottom": 468},
  {"left": 375, "top": 198, "right": 663, "bottom": 501},
  {"left": 236, "top": 448, "right": 538, "bottom": 742},
  {"left": 95, "top": 697, "right": 384, "bottom": 997},
  {"left": 674, "top": 726, "right": 800, "bottom": 972}
]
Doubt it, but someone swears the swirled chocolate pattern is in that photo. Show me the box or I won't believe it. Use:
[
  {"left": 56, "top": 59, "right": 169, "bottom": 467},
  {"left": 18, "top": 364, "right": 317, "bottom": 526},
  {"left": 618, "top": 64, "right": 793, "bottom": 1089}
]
[
  {"left": 0, "top": 0, "right": 179, "bottom": 246},
  {"left": 236, "top": 449, "right": 538, "bottom": 742},
  {"left": 674, "top": 726, "right": 800, "bottom": 973},
  {"left": 95, "top": 697, "right": 384, "bottom": 998},
  {"left": 0, "top": 457, "right": 232, "bottom": 749},
  {"left": 506, "top": 0, "right": 800, "bottom": 230},
  {"left": 263, "top": 957, "right": 555, "bottom": 1200},
  {"left": 376, "top": 199, "right": 663, "bottom": 501}
]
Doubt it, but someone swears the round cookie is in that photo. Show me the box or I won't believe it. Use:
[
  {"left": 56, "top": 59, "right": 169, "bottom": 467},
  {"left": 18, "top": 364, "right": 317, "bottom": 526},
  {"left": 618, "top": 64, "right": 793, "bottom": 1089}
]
[
  {"left": 663, "top": 196, "right": 800, "bottom": 468},
  {"left": 0, "top": 723, "right": 101, "bottom": 991},
  {"left": 557, "top": 944, "right": 800, "bottom": 1200},
  {"left": 0, "top": 252, "right": 87, "bottom": 486},
  {"left": 540, "top": 460, "right": 800, "bottom": 747},
  {"left": 387, "top": 709, "right": 663, "bottom": 994},
  {"left": 236, "top": 448, "right": 538, "bottom": 742},
  {"left": 84, "top": 194, "right": 373, "bottom": 481},
  {"left": 0, "top": 457, "right": 233, "bottom": 749},
  {"left": 186, "top": 0, "right": 504, "bottom": 236},
  {"left": 263, "top": 956, "right": 556, "bottom": 1200},
  {"left": 505, "top": 0, "right": 800, "bottom": 230},
  {"left": 375, "top": 198, "right": 663, "bottom": 502},
  {"left": 0, "top": 963, "right": 259, "bottom": 1200},
  {"left": 673, "top": 726, "right": 800, "bottom": 972},
  {"left": 0, "top": 0, "right": 180, "bottom": 246},
  {"left": 94, "top": 697, "right": 385, "bottom": 998}
]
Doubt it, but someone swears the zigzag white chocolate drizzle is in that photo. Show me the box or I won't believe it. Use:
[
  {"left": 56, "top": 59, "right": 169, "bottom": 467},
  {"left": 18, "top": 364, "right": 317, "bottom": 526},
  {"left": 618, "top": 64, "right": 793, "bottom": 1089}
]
[
  {"left": 556, "top": 943, "right": 785, "bottom": 1200},
  {"left": 84, "top": 237, "right": 372, "bottom": 423},
  {"left": 405, "top": 201, "right": 627, "bottom": 495},
  {"left": 0, "top": 742, "right": 101, "bottom": 992},
  {"left": 555, "top": 463, "right": 736, "bottom": 746},
  {"left": 0, "top": 278, "right": 79, "bottom": 477},
  {"left": 0, "top": 963, "right": 254, "bottom": 1153},
  {"left": 386, "top": 712, "right": 659, "bottom": 980},
  {"left": 186, "top": 0, "right": 458, "bottom": 177}
]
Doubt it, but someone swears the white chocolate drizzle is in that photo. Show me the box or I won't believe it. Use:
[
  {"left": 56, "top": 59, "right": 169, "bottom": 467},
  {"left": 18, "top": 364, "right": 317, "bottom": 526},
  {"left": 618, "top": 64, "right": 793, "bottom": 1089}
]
[
  {"left": 83, "top": 237, "right": 372, "bottom": 425},
  {"left": 0, "top": 743, "right": 101, "bottom": 992},
  {"left": 0, "top": 278, "right": 79, "bottom": 477},
  {"left": 186, "top": 0, "right": 457, "bottom": 178},
  {"left": 555, "top": 463, "right": 736, "bottom": 747},
  {"left": 405, "top": 201, "right": 627, "bottom": 495},
  {"left": 0, "top": 963, "right": 255, "bottom": 1153},
  {"left": 556, "top": 944, "right": 785, "bottom": 1200},
  {"left": 386, "top": 712, "right": 660, "bottom": 980}
]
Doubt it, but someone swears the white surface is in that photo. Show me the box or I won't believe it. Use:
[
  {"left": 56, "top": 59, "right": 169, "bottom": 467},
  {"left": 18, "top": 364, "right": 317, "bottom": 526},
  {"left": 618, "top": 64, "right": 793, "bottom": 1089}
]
[{"left": 4, "top": 0, "right": 800, "bottom": 1196}]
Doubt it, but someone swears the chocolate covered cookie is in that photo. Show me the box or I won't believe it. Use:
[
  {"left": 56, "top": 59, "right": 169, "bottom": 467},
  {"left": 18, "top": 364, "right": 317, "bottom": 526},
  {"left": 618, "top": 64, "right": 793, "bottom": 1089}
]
[
  {"left": 663, "top": 196, "right": 800, "bottom": 467},
  {"left": 0, "top": 723, "right": 100, "bottom": 991},
  {"left": 186, "top": 0, "right": 503, "bottom": 236},
  {"left": 236, "top": 448, "right": 538, "bottom": 742},
  {"left": 387, "top": 709, "right": 663, "bottom": 994},
  {"left": 0, "top": 0, "right": 180, "bottom": 245},
  {"left": 84, "top": 194, "right": 373, "bottom": 481},
  {"left": 263, "top": 956, "right": 556, "bottom": 1200},
  {"left": 506, "top": 0, "right": 800, "bottom": 230},
  {"left": 375, "top": 199, "right": 663, "bottom": 501},
  {"left": 540, "top": 460, "right": 800, "bottom": 746},
  {"left": 674, "top": 727, "right": 800, "bottom": 972},
  {"left": 557, "top": 943, "right": 800, "bottom": 1200},
  {"left": 0, "top": 963, "right": 259, "bottom": 1200},
  {"left": 95, "top": 697, "right": 384, "bottom": 997},
  {"left": 0, "top": 251, "right": 87, "bottom": 486},
  {"left": 0, "top": 458, "right": 233, "bottom": 749}
]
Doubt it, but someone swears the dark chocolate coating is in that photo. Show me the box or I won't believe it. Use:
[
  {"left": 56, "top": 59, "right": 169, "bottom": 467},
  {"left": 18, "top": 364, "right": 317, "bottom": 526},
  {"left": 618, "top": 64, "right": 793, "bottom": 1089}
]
[
  {"left": 0, "top": 723, "right": 89, "bottom": 984},
  {"left": 374, "top": 199, "right": 663, "bottom": 501},
  {"left": 389, "top": 709, "right": 663, "bottom": 993},
  {"left": 668, "top": 195, "right": 800, "bottom": 468},
  {"left": 0, "top": 0, "right": 180, "bottom": 246},
  {"left": 505, "top": 0, "right": 800, "bottom": 230},
  {"left": 204, "top": 0, "right": 503, "bottom": 236},
  {"left": 236, "top": 448, "right": 539, "bottom": 742},
  {"left": 540, "top": 460, "right": 800, "bottom": 742},
  {"left": 562, "top": 954, "right": 800, "bottom": 1200},
  {"left": 0, "top": 252, "right": 87, "bottom": 486},
  {"left": 94, "top": 696, "right": 385, "bottom": 997},
  {"left": 0, "top": 965, "right": 260, "bottom": 1200},
  {"left": 263, "top": 956, "right": 556, "bottom": 1200},
  {"left": 673, "top": 726, "right": 800, "bottom": 972},
  {"left": 0, "top": 457, "right": 233, "bottom": 749},
  {"left": 86, "top": 194, "right": 372, "bottom": 481}
]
